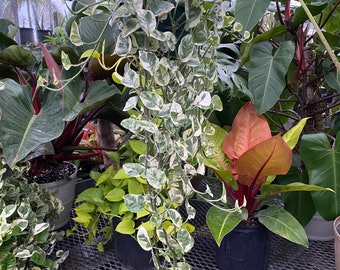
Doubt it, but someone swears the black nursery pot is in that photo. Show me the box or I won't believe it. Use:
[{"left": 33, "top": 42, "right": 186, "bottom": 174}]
[
  {"left": 216, "top": 221, "right": 271, "bottom": 270},
  {"left": 114, "top": 232, "right": 154, "bottom": 270}
]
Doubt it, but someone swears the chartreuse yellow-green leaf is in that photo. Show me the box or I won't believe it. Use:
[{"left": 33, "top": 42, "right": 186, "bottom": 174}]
[
  {"left": 105, "top": 188, "right": 125, "bottom": 202},
  {"left": 115, "top": 219, "right": 135, "bottom": 234},
  {"left": 282, "top": 117, "right": 309, "bottom": 149}
]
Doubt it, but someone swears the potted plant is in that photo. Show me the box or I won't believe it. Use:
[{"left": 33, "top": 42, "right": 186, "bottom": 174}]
[
  {"left": 71, "top": 139, "right": 161, "bottom": 269},
  {"left": 63, "top": 0, "right": 239, "bottom": 268},
  {"left": 0, "top": 22, "right": 124, "bottom": 229},
  {"left": 0, "top": 158, "right": 68, "bottom": 269},
  {"left": 225, "top": 0, "right": 340, "bottom": 240},
  {"left": 202, "top": 101, "right": 330, "bottom": 270}
]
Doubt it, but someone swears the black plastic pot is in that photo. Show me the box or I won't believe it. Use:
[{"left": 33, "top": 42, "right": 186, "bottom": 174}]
[
  {"left": 114, "top": 232, "right": 154, "bottom": 270},
  {"left": 216, "top": 221, "right": 271, "bottom": 270},
  {"left": 37, "top": 30, "right": 52, "bottom": 42},
  {"left": 19, "top": 28, "right": 34, "bottom": 44}
]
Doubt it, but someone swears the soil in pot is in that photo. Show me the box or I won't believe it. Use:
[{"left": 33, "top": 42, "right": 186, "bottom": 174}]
[{"left": 216, "top": 220, "right": 271, "bottom": 270}]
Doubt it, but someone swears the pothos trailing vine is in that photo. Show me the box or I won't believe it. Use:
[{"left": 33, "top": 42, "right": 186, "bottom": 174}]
[{"left": 65, "top": 0, "right": 240, "bottom": 269}]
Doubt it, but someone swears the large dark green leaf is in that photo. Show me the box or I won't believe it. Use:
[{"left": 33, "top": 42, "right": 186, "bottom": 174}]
[
  {"left": 0, "top": 79, "right": 63, "bottom": 167},
  {"left": 0, "top": 45, "right": 34, "bottom": 68},
  {"left": 62, "top": 70, "right": 121, "bottom": 121},
  {"left": 249, "top": 41, "right": 295, "bottom": 114},
  {"left": 291, "top": 3, "right": 328, "bottom": 28},
  {"left": 235, "top": 0, "right": 271, "bottom": 33},
  {"left": 300, "top": 133, "right": 340, "bottom": 220},
  {"left": 277, "top": 167, "right": 316, "bottom": 227}
]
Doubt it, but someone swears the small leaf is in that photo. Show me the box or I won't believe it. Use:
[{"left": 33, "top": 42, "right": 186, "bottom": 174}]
[
  {"left": 140, "top": 91, "right": 164, "bottom": 111},
  {"left": 115, "top": 219, "right": 135, "bottom": 234},
  {"left": 123, "top": 96, "right": 139, "bottom": 111},
  {"left": 123, "top": 194, "right": 145, "bottom": 213},
  {"left": 178, "top": 35, "right": 194, "bottom": 62},
  {"left": 33, "top": 223, "right": 49, "bottom": 235},
  {"left": 177, "top": 228, "right": 194, "bottom": 253},
  {"left": 105, "top": 188, "right": 125, "bottom": 202},
  {"left": 123, "top": 163, "right": 145, "bottom": 177},
  {"left": 146, "top": 167, "right": 167, "bottom": 189},
  {"left": 137, "top": 226, "right": 152, "bottom": 251},
  {"left": 283, "top": 118, "right": 309, "bottom": 149}
]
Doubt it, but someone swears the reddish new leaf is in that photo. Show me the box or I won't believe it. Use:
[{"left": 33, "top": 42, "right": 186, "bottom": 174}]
[
  {"left": 235, "top": 135, "right": 292, "bottom": 186},
  {"left": 222, "top": 102, "right": 271, "bottom": 160}
]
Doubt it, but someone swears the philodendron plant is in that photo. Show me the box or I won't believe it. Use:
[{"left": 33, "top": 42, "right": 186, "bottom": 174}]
[
  {"left": 65, "top": 0, "right": 237, "bottom": 268},
  {"left": 203, "top": 102, "right": 330, "bottom": 247}
]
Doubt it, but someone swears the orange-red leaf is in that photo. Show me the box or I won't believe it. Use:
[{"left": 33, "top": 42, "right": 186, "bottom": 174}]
[
  {"left": 222, "top": 102, "right": 271, "bottom": 160},
  {"left": 235, "top": 135, "right": 292, "bottom": 186}
]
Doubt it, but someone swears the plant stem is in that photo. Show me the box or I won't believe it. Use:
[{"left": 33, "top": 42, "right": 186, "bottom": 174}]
[{"left": 298, "top": 0, "right": 340, "bottom": 73}]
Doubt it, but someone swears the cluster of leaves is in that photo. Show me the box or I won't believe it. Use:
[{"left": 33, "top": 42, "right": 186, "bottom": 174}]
[
  {"left": 202, "top": 102, "right": 329, "bottom": 247},
  {"left": 71, "top": 139, "right": 150, "bottom": 251},
  {"left": 0, "top": 21, "right": 123, "bottom": 177},
  {"left": 66, "top": 0, "right": 237, "bottom": 268},
  {"left": 0, "top": 161, "right": 68, "bottom": 269},
  {"left": 218, "top": 0, "right": 340, "bottom": 226}
]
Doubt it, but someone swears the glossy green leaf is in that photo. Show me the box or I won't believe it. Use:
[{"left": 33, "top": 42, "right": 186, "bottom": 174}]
[
  {"left": 0, "top": 45, "right": 34, "bottom": 68},
  {"left": 235, "top": 0, "right": 271, "bottom": 33},
  {"left": 300, "top": 133, "right": 340, "bottom": 220},
  {"left": 115, "top": 219, "right": 135, "bottom": 234},
  {"left": 128, "top": 178, "right": 145, "bottom": 194},
  {"left": 76, "top": 188, "right": 105, "bottom": 204},
  {"left": 260, "top": 182, "right": 330, "bottom": 199},
  {"left": 291, "top": 3, "right": 328, "bottom": 28},
  {"left": 257, "top": 206, "right": 308, "bottom": 247},
  {"left": 206, "top": 206, "right": 244, "bottom": 246},
  {"left": 105, "top": 188, "right": 125, "bottom": 202},
  {"left": 277, "top": 167, "right": 316, "bottom": 226},
  {"left": 323, "top": 60, "right": 340, "bottom": 93},
  {"left": 0, "top": 79, "right": 63, "bottom": 167},
  {"left": 249, "top": 41, "right": 295, "bottom": 114},
  {"left": 63, "top": 73, "right": 121, "bottom": 121}
]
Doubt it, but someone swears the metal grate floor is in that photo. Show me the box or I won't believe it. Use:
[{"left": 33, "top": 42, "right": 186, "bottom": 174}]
[{"left": 56, "top": 199, "right": 336, "bottom": 270}]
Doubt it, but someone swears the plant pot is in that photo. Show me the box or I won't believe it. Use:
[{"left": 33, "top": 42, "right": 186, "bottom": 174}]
[
  {"left": 19, "top": 27, "right": 34, "bottom": 44},
  {"left": 304, "top": 212, "right": 334, "bottom": 241},
  {"left": 114, "top": 232, "right": 154, "bottom": 270},
  {"left": 39, "top": 163, "right": 77, "bottom": 230},
  {"left": 216, "top": 221, "right": 271, "bottom": 270},
  {"left": 334, "top": 216, "right": 340, "bottom": 270},
  {"left": 37, "top": 29, "right": 52, "bottom": 42}
]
